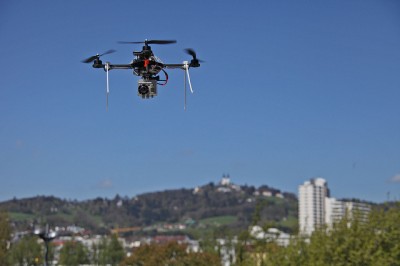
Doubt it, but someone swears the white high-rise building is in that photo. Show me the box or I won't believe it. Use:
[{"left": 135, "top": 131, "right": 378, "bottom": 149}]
[
  {"left": 299, "top": 178, "right": 371, "bottom": 235},
  {"left": 298, "top": 178, "right": 330, "bottom": 235}
]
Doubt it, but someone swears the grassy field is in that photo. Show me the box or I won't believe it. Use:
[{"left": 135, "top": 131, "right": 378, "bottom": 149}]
[
  {"left": 9, "top": 212, "right": 35, "bottom": 221},
  {"left": 198, "top": 215, "right": 237, "bottom": 227},
  {"left": 279, "top": 215, "right": 298, "bottom": 232}
]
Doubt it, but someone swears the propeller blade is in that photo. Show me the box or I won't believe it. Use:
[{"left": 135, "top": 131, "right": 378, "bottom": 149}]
[
  {"left": 118, "top": 40, "right": 177, "bottom": 45},
  {"left": 81, "top": 49, "right": 116, "bottom": 63},
  {"left": 184, "top": 48, "right": 204, "bottom": 65},
  {"left": 147, "top": 40, "right": 176, "bottom": 44},
  {"left": 82, "top": 55, "right": 98, "bottom": 63},
  {"left": 100, "top": 49, "right": 116, "bottom": 56},
  {"left": 185, "top": 48, "right": 197, "bottom": 59}
]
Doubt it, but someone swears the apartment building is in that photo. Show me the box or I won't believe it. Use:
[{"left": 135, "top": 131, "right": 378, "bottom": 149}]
[
  {"left": 325, "top": 198, "right": 371, "bottom": 227},
  {"left": 298, "top": 178, "right": 330, "bottom": 235},
  {"left": 299, "top": 177, "right": 370, "bottom": 235}
]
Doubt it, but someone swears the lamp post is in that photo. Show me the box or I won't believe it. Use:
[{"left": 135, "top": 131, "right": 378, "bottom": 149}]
[{"left": 34, "top": 224, "right": 56, "bottom": 266}]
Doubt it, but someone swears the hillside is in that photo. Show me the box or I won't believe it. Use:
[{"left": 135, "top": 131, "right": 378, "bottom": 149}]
[{"left": 0, "top": 181, "right": 299, "bottom": 236}]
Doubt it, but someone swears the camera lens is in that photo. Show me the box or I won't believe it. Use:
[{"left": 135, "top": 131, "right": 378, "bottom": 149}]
[{"left": 138, "top": 84, "right": 149, "bottom": 95}]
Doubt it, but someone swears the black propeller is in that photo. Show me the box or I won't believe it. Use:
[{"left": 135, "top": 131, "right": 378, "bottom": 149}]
[
  {"left": 185, "top": 48, "right": 203, "bottom": 67},
  {"left": 118, "top": 39, "right": 177, "bottom": 45},
  {"left": 82, "top": 49, "right": 116, "bottom": 63}
]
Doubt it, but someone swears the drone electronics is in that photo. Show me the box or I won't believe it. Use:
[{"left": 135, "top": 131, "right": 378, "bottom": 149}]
[{"left": 82, "top": 39, "right": 202, "bottom": 110}]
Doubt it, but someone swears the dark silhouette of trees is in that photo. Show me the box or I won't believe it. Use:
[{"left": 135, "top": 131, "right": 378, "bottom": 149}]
[{"left": 0, "top": 184, "right": 299, "bottom": 234}]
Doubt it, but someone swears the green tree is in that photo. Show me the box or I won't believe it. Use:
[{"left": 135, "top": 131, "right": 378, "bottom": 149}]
[
  {"left": 92, "top": 234, "right": 125, "bottom": 265},
  {"left": 92, "top": 236, "right": 108, "bottom": 265},
  {"left": 0, "top": 211, "right": 11, "bottom": 265},
  {"left": 303, "top": 208, "right": 400, "bottom": 265},
  {"left": 235, "top": 203, "right": 400, "bottom": 266},
  {"left": 234, "top": 230, "right": 251, "bottom": 265},
  {"left": 177, "top": 251, "right": 222, "bottom": 266},
  {"left": 121, "top": 241, "right": 221, "bottom": 266},
  {"left": 365, "top": 204, "right": 400, "bottom": 265},
  {"left": 59, "top": 240, "right": 90, "bottom": 266},
  {"left": 285, "top": 204, "right": 400, "bottom": 265},
  {"left": 108, "top": 234, "right": 125, "bottom": 265},
  {"left": 9, "top": 235, "right": 42, "bottom": 266}
]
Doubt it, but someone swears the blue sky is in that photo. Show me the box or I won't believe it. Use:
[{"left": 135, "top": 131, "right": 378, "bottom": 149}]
[{"left": 0, "top": 0, "right": 399, "bottom": 202}]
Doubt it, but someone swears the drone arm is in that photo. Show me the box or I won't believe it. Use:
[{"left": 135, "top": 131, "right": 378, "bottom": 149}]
[
  {"left": 92, "top": 63, "right": 132, "bottom": 70},
  {"left": 164, "top": 63, "right": 185, "bottom": 69},
  {"left": 107, "top": 64, "right": 133, "bottom": 70},
  {"left": 164, "top": 62, "right": 201, "bottom": 70}
]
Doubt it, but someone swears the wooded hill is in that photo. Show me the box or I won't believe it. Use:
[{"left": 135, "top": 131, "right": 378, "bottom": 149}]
[{"left": 1, "top": 182, "right": 298, "bottom": 236}]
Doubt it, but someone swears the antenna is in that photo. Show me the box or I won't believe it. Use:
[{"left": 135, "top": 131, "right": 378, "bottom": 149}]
[
  {"left": 183, "top": 61, "right": 194, "bottom": 110},
  {"left": 184, "top": 66, "right": 187, "bottom": 110},
  {"left": 105, "top": 62, "right": 110, "bottom": 111}
]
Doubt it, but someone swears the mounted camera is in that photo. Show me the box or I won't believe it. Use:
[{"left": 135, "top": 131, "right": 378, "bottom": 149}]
[{"left": 138, "top": 79, "right": 157, "bottom": 98}]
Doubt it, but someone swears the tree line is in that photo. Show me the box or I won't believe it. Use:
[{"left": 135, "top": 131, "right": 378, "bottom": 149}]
[
  {"left": 1, "top": 202, "right": 400, "bottom": 265},
  {"left": 0, "top": 183, "right": 298, "bottom": 234}
]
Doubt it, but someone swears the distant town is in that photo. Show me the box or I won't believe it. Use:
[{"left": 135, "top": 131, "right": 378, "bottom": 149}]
[{"left": 0, "top": 175, "right": 381, "bottom": 265}]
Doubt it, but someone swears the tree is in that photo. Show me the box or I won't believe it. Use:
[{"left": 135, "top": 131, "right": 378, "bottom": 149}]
[
  {"left": 178, "top": 251, "right": 222, "bottom": 266},
  {"left": 59, "top": 240, "right": 90, "bottom": 266},
  {"left": 0, "top": 211, "right": 11, "bottom": 265},
  {"left": 91, "top": 237, "right": 107, "bottom": 265},
  {"left": 232, "top": 203, "right": 400, "bottom": 265},
  {"left": 92, "top": 234, "right": 125, "bottom": 265},
  {"left": 108, "top": 234, "right": 125, "bottom": 265},
  {"left": 121, "top": 241, "right": 221, "bottom": 266},
  {"left": 365, "top": 204, "right": 400, "bottom": 265},
  {"left": 9, "top": 235, "right": 42, "bottom": 266}
]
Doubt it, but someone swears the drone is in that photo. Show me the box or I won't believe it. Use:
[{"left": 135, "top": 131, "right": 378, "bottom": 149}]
[{"left": 82, "top": 39, "right": 202, "bottom": 110}]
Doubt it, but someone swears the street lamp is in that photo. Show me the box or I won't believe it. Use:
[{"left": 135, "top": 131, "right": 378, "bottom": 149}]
[{"left": 34, "top": 224, "right": 57, "bottom": 266}]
